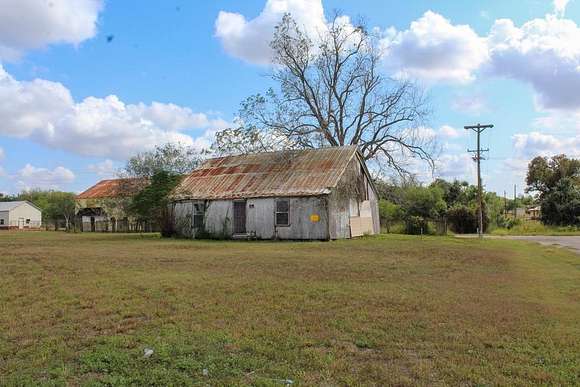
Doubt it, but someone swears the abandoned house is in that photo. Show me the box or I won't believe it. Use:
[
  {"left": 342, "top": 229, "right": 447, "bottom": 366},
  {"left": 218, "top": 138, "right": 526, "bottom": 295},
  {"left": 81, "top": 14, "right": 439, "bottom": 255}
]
[
  {"left": 0, "top": 201, "right": 42, "bottom": 230},
  {"left": 75, "top": 178, "right": 147, "bottom": 232},
  {"left": 170, "top": 146, "right": 380, "bottom": 240}
]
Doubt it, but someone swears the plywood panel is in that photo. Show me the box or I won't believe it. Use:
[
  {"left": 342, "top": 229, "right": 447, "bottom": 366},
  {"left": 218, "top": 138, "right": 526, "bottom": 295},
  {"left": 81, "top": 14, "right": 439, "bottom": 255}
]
[{"left": 350, "top": 216, "right": 373, "bottom": 237}]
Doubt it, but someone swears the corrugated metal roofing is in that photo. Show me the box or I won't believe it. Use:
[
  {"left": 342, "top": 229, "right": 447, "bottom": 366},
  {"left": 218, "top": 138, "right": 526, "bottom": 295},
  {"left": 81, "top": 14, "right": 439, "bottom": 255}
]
[
  {"left": 172, "top": 146, "right": 359, "bottom": 200},
  {"left": 0, "top": 201, "right": 28, "bottom": 211},
  {"left": 76, "top": 178, "right": 146, "bottom": 199}
]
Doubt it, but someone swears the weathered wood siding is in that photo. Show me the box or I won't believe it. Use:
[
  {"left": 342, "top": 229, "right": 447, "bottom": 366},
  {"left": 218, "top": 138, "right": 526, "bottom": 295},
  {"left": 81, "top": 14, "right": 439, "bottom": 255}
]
[
  {"left": 173, "top": 196, "right": 329, "bottom": 240},
  {"left": 327, "top": 155, "right": 380, "bottom": 239}
]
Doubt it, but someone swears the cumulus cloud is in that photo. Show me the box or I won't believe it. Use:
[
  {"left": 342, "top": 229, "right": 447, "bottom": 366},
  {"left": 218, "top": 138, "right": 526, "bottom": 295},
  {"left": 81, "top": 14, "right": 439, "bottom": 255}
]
[
  {"left": 215, "top": 2, "right": 580, "bottom": 114},
  {"left": 0, "top": 65, "right": 229, "bottom": 159},
  {"left": 512, "top": 131, "right": 580, "bottom": 159},
  {"left": 487, "top": 15, "right": 580, "bottom": 111},
  {"left": 215, "top": 0, "right": 326, "bottom": 64},
  {"left": 434, "top": 153, "right": 476, "bottom": 180},
  {"left": 15, "top": 164, "right": 75, "bottom": 191},
  {"left": 0, "top": 0, "right": 103, "bottom": 61},
  {"left": 503, "top": 131, "right": 580, "bottom": 180},
  {"left": 382, "top": 11, "right": 488, "bottom": 83}
]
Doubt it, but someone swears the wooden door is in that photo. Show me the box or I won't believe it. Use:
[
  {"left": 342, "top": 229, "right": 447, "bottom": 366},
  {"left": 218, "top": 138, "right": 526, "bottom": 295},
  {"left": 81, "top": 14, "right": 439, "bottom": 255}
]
[{"left": 233, "top": 201, "right": 246, "bottom": 234}]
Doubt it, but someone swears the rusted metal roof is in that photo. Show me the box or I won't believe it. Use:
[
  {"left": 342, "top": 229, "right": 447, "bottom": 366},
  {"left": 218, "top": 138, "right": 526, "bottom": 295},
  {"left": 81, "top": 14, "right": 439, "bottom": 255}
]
[
  {"left": 171, "top": 146, "right": 360, "bottom": 200},
  {"left": 76, "top": 178, "right": 147, "bottom": 199}
]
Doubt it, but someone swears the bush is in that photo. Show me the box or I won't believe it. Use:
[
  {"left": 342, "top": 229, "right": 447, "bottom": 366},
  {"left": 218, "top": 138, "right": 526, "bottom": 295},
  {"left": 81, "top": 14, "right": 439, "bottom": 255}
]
[
  {"left": 447, "top": 205, "right": 489, "bottom": 234},
  {"left": 404, "top": 216, "right": 429, "bottom": 235}
]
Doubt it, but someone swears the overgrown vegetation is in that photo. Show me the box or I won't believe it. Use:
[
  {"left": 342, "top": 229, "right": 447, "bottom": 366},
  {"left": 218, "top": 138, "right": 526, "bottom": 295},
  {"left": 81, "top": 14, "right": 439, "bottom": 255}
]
[
  {"left": 526, "top": 154, "right": 580, "bottom": 226},
  {"left": 121, "top": 143, "right": 202, "bottom": 235},
  {"left": 376, "top": 178, "right": 504, "bottom": 234},
  {"left": 1, "top": 189, "right": 76, "bottom": 230},
  {"left": 0, "top": 232, "right": 578, "bottom": 385}
]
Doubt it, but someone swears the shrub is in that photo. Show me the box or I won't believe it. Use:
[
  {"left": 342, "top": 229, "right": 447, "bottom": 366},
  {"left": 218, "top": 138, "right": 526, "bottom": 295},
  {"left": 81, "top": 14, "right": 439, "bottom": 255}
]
[
  {"left": 404, "top": 216, "right": 429, "bottom": 235},
  {"left": 447, "top": 205, "right": 489, "bottom": 234}
]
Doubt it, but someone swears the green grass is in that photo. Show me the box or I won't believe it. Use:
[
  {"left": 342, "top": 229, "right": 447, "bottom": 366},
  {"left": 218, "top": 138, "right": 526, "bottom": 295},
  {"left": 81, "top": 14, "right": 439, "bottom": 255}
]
[
  {"left": 0, "top": 232, "right": 578, "bottom": 386},
  {"left": 491, "top": 220, "right": 580, "bottom": 236}
]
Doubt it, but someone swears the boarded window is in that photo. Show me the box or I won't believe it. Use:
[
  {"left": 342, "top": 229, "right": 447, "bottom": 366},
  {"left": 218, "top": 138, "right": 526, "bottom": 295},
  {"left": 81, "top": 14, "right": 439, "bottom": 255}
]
[
  {"left": 275, "top": 199, "right": 290, "bottom": 226},
  {"left": 193, "top": 203, "right": 205, "bottom": 228}
]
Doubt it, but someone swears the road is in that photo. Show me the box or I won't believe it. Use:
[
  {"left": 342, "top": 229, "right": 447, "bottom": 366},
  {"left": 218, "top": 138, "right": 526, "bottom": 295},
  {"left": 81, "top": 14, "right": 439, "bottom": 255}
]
[{"left": 457, "top": 235, "right": 580, "bottom": 254}]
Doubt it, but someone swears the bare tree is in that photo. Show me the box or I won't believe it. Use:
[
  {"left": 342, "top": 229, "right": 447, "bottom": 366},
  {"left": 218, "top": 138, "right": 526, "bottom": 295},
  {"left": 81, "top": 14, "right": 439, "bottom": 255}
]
[{"left": 214, "top": 14, "right": 434, "bottom": 175}]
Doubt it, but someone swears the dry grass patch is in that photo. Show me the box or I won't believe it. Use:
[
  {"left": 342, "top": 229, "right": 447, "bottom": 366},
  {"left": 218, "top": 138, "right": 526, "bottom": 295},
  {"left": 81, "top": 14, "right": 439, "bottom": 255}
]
[{"left": 0, "top": 232, "right": 578, "bottom": 385}]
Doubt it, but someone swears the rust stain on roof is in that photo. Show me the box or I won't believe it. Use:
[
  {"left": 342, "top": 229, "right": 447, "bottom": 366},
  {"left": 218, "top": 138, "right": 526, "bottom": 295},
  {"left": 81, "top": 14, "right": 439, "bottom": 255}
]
[
  {"left": 172, "top": 146, "right": 359, "bottom": 200},
  {"left": 76, "top": 178, "right": 147, "bottom": 199}
]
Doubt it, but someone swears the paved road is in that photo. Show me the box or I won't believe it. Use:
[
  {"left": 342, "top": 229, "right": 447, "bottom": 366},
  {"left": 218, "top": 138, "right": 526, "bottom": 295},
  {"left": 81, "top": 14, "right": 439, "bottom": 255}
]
[{"left": 497, "top": 236, "right": 580, "bottom": 253}]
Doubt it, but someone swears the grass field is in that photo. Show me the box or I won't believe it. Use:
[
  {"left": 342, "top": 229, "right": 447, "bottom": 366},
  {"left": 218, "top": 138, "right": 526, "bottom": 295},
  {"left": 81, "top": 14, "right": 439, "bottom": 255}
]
[
  {"left": 0, "top": 232, "right": 578, "bottom": 386},
  {"left": 491, "top": 220, "right": 580, "bottom": 236}
]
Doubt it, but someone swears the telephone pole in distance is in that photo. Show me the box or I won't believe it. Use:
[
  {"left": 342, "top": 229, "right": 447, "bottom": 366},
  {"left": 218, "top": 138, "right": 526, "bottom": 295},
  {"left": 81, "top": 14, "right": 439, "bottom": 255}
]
[{"left": 464, "top": 123, "right": 493, "bottom": 238}]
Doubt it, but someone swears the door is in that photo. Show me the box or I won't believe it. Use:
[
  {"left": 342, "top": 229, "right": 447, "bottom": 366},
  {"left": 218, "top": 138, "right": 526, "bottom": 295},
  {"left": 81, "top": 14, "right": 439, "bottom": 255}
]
[
  {"left": 18, "top": 218, "right": 24, "bottom": 229},
  {"left": 233, "top": 201, "right": 246, "bottom": 234}
]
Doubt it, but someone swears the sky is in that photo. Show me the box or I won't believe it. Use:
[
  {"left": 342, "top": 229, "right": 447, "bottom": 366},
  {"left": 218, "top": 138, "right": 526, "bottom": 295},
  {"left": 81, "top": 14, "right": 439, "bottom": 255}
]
[{"left": 0, "top": 0, "right": 579, "bottom": 196}]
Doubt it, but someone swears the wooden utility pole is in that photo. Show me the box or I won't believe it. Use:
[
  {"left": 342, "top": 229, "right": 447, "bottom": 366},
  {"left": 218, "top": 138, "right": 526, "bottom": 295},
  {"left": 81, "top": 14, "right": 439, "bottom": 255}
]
[
  {"left": 513, "top": 184, "right": 517, "bottom": 219},
  {"left": 465, "top": 123, "right": 493, "bottom": 238}
]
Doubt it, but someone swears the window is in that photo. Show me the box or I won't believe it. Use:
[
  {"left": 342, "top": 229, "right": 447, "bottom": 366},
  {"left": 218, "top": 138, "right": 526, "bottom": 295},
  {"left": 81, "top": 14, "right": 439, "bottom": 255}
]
[
  {"left": 275, "top": 199, "right": 290, "bottom": 226},
  {"left": 0, "top": 219, "right": 4, "bottom": 225},
  {"left": 26, "top": 219, "right": 30, "bottom": 224},
  {"left": 193, "top": 202, "right": 205, "bottom": 228}
]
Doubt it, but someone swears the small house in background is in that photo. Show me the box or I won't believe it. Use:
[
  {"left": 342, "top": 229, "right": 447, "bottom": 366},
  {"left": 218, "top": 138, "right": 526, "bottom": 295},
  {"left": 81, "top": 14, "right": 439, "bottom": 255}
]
[
  {"left": 75, "top": 178, "right": 147, "bottom": 232},
  {"left": 170, "top": 146, "right": 380, "bottom": 240},
  {"left": 0, "top": 201, "right": 42, "bottom": 230}
]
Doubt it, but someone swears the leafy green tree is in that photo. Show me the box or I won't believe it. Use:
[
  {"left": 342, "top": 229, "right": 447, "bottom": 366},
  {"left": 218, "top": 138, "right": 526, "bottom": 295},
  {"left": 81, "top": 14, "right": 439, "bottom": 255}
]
[
  {"left": 401, "top": 186, "right": 446, "bottom": 234},
  {"left": 526, "top": 154, "right": 579, "bottom": 226},
  {"left": 378, "top": 200, "right": 402, "bottom": 233},
  {"left": 17, "top": 190, "right": 76, "bottom": 230},
  {"left": 540, "top": 177, "right": 580, "bottom": 226},
  {"left": 526, "top": 154, "right": 580, "bottom": 196},
  {"left": 123, "top": 143, "right": 202, "bottom": 179},
  {"left": 130, "top": 171, "right": 183, "bottom": 237}
]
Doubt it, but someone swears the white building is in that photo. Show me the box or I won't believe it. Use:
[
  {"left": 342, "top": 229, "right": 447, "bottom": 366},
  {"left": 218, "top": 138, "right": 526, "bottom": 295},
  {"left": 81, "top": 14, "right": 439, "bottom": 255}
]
[{"left": 0, "top": 201, "right": 42, "bottom": 229}]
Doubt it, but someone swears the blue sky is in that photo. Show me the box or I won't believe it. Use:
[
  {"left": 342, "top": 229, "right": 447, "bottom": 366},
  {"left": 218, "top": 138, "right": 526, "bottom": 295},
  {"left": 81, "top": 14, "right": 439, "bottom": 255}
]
[{"left": 0, "top": 0, "right": 579, "bottom": 196}]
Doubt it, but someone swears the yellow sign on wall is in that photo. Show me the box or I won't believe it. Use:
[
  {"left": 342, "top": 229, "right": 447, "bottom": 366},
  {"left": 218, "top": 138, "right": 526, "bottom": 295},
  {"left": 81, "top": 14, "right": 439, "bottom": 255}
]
[{"left": 310, "top": 214, "right": 320, "bottom": 222}]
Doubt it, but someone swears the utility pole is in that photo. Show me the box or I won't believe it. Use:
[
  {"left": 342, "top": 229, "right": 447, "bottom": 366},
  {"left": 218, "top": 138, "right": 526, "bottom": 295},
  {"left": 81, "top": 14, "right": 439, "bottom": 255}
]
[
  {"left": 504, "top": 191, "right": 507, "bottom": 216},
  {"left": 513, "top": 184, "right": 517, "bottom": 219},
  {"left": 465, "top": 123, "right": 493, "bottom": 238}
]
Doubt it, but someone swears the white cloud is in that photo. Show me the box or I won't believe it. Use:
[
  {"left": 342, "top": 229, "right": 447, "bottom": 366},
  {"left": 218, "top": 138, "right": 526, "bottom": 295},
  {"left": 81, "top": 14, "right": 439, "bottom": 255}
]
[
  {"left": 88, "top": 159, "right": 116, "bottom": 177},
  {"left": 382, "top": 11, "right": 488, "bottom": 83},
  {"left": 554, "top": 0, "right": 570, "bottom": 16},
  {"left": 0, "top": 65, "right": 230, "bottom": 159},
  {"left": 533, "top": 110, "right": 580, "bottom": 133},
  {"left": 0, "top": 0, "right": 103, "bottom": 61},
  {"left": 487, "top": 15, "right": 580, "bottom": 111},
  {"left": 215, "top": 3, "right": 580, "bottom": 115},
  {"left": 0, "top": 146, "right": 4, "bottom": 160},
  {"left": 434, "top": 153, "right": 476, "bottom": 180},
  {"left": 215, "top": 0, "right": 327, "bottom": 64},
  {"left": 512, "top": 131, "right": 580, "bottom": 159},
  {"left": 15, "top": 164, "right": 75, "bottom": 191},
  {"left": 502, "top": 130, "right": 580, "bottom": 183},
  {"left": 438, "top": 125, "right": 464, "bottom": 139}
]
